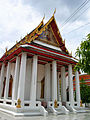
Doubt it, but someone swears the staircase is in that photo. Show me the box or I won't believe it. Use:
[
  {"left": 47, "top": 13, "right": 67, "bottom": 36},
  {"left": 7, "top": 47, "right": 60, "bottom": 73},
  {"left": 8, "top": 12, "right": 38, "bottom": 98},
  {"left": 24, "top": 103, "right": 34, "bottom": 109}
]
[
  {"left": 55, "top": 108, "right": 67, "bottom": 115},
  {"left": 46, "top": 105, "right": 69, "bottom": 115},
  {"left": 74, "top": 107, "right": 90, "bottom": 113}
]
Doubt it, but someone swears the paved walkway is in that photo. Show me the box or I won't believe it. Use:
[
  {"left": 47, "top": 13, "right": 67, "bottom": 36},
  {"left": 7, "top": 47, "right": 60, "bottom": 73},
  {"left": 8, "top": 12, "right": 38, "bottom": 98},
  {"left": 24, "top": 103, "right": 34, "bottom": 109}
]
[{"left": 0, "top": 112, "right": 90, "bottom": 120}]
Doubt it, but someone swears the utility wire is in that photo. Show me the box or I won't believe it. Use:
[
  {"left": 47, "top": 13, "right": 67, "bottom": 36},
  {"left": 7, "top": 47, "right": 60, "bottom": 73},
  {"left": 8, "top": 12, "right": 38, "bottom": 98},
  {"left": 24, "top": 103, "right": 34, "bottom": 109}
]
[
  {"left": 64, "top": 22, "right": 90, "bottom": 34},
  {"left": 61, "top": 0, "right": 89, "bottom": 27},
  {"left": 70, "top": 5, "right": 90, "bottom": 23},
  {"left": 61, "top": 5, "right": 90, "bottom": 31},
  {"left": 61, "top": 0, "right": 90, "bottom": 28}
]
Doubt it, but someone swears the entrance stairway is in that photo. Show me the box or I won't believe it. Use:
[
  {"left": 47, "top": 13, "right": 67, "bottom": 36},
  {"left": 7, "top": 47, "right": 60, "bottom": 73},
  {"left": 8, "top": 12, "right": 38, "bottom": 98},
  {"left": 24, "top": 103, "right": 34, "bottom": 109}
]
[
  {"left": 66, "top": 105, "right": 90, "bottom": 113},
  {"left": 66, "top": 106, "right": 77, "bottom": 113},
  {"left": 46, "top": 106, "right": 69, "bottom": 115},
  {"left": 74, "top": 107, "right": 90, "bottom": 113}
]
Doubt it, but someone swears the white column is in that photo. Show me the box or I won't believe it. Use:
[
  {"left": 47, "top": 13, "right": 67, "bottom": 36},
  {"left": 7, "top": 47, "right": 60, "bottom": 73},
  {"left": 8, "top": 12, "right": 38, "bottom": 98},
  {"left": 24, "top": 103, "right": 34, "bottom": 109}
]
[
  {"left": 61, "top": 66, "right": 66, "bottom": 103},
  {"left": 57, "top": 72, "right": 61, "bottom": 101},
  {"left": 0, "top": 63, "right": 5, "bottom": 98},
  {"left": 68, "top": 64, "right": 74, "bottom": 106},
  {"left": 52, "top": 61, "right": 57, "bottom": 101},
  {"left": 45, "top": 63, "right": 51, "bottom": 102},
  {"left": 24, "top": 59, "right": 32, "bottom": 100},
  {"left": 75, "top": 71, "right": 81, "bottom": 107},
  {"left": 4, "top": 62, "right": 11, "bottom": 99},
  {"left": 12, "top": 56, "right": 20, "bottom": 104},
  {"left": 30, "top": 55, "right": 38, "bottom": 103},
  {"left": 17, "top": 53, "right": 27, "bottom": 106},
  {"left": 29, "top": 59, "right": 32, "bottom": 100}
]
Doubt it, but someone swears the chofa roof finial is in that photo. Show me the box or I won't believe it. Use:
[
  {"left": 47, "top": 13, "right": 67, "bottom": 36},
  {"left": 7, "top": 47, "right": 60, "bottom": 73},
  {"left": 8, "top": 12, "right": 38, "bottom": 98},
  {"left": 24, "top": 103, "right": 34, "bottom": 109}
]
[
  {"left": 5, "top": 47, "right": 8, "bottom": 56},
  {"left": 53, "top": 8, "right": 56, "bottom": 16},
  {"left": 42, "top": 14, "right": 45, "bottom": 21}
]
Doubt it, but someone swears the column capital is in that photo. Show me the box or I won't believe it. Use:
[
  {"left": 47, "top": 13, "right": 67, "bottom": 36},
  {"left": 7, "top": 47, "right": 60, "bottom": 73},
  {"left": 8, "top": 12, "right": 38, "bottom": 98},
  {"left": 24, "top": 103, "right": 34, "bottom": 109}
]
[
  {"left": 52, "top": 60, "right": 56, "bottom": 62},
  {"left": 0, "top": 63, "right": 5, "bottom": 67},
  {"left": 61, "top": 66, "right": 65, "bottom": 69},
  {"left": 21, "top": 52, "right": 27, "bottom": 55},
  {"left": 14, "top": 54, "right": 18, "bottom": 56},
  {"left": 0, "top": 61, "right": 3, "bottom": 63},
  {"left": 52, "top": 59, "right": 57, "bottom": 64},
  {"left": 68, "top": 64, "right": 72, "bottom": 67}
]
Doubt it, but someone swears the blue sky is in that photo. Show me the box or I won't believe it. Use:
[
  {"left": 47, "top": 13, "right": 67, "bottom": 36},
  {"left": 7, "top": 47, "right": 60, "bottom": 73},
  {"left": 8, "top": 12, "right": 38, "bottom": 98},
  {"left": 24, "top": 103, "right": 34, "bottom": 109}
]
[{"left": 0, "top": 0, "right": 90, "bottom": 57}]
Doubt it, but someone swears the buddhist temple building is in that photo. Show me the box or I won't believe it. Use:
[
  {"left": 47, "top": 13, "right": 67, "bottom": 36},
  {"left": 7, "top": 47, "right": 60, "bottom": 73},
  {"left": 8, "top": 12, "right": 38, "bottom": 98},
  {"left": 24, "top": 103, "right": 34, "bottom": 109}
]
[{"left": 0, "top": 13, "right": 81, "bottom": 116}]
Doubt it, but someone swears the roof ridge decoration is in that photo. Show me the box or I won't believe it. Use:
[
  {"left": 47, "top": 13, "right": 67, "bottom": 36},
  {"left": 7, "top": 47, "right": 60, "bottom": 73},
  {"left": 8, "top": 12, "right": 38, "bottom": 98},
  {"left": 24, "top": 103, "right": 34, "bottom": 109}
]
[
  {"left": 53, "top": 8, "right": 56, "bottom": 16},
  {"left": 4, "top": 10, "right": 69, "bottom": 57},
  {"left": 49, "top": 16, "right": 69, "bottom": 54},
  {"left": 5, "top": 17, "right": 44, "bottom": 56},
  {"left": 5, "top": 15, "right": 55, "bottom": 56}
]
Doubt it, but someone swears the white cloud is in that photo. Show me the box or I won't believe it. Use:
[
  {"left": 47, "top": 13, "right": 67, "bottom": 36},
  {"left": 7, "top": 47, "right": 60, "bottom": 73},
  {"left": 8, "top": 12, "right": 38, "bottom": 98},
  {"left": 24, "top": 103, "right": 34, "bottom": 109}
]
[
  {"left": 0, "top": 0, "right": 90, "bottom": 58},
  {"left": 60, "top": 7, "right": 90, "bottom": 57},
  {"left": 0, "top": 0, "right": 42, "bottom": 57},
  {"left": 86, "top": 8, "right": 90, "bottom": 19}
]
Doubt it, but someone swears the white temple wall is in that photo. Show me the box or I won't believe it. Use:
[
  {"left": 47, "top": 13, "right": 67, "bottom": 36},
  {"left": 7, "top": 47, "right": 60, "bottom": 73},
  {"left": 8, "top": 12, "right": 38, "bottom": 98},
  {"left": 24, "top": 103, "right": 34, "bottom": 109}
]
[{"left": 36, "top": 64, "right": 45, "bottom": 100}]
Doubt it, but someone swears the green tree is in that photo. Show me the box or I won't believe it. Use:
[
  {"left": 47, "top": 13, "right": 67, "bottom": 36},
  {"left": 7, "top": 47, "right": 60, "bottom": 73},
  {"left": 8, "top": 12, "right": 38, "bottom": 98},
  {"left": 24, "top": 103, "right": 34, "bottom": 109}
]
[
  {"left": 80, "top": 78, "right": 90, "bottom": 105},
  {"left": 75, "top": 33, "right": 90, "bottom": 74}
]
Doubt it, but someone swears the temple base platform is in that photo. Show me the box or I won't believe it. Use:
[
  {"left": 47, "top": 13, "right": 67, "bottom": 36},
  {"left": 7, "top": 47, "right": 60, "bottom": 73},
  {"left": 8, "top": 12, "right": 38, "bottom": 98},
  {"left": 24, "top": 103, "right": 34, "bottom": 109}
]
[
  {"left": 0, "top": 100, "right": 89, "bottom": 116},
  {"left": 0, "top": 100, "right": 48, "bottom": 116}
]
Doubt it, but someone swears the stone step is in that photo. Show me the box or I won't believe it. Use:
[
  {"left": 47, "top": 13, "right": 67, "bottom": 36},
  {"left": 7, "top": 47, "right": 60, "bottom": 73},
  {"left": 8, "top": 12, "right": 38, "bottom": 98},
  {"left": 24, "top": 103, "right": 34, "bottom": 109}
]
[
  {"left": 74, "top": 107, "right": 90, "bottom": 110},
  {"left": 77, "top": 110, "right": 86, "bottom": 113},
  {"left": 57, "top": 111, "right": 65, "bottom": 115},
  {"left": 45, "top": 108, "right": 52, "bottom": 113},
  {"left": 74, "top": 107, "right": 90, "bottom": 113},
  {"left": 55, "top": 108, "right": 66, "bottom": 115},
  {"left": 14, "top": 112, "right": 42, "bottom": 117}
]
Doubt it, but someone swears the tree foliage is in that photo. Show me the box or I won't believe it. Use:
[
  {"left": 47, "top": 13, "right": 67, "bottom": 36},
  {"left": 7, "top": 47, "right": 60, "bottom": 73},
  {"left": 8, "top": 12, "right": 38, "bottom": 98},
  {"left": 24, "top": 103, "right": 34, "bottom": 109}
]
[
  {"left": 80, "top": 78, "right": 90, "bottom": 104},
  {"left": 75, "top": 33, "right": 90, "bottom": 74}
]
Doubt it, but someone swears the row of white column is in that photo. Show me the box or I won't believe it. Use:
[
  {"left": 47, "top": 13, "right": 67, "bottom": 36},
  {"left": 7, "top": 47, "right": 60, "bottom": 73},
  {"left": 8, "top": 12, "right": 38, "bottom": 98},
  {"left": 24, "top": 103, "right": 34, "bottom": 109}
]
[
  {"left": 44, "top": 63, "right": 81, "bottom": 107},
  {"left": 0, "top": 52, "right": 80, "bottom": 107},
  {"left": 45, "top": 61, "right": 58, "bottom": 103},
  {"left": 14, "top": 53, "right": 38, "bottom": 106},
  {"left": 61, "top": 65, "right": 81, "bottom": 107},
  {"left": 0, "top": 53, "right": 58, "bottom": 105},
  {"left": 0, "top": 53, "right": 38, "bottom": 106}
]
